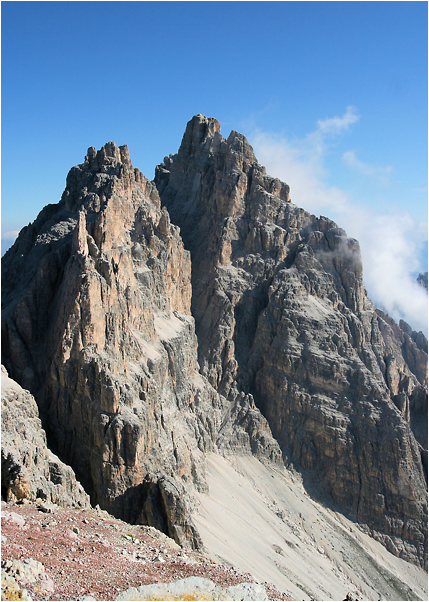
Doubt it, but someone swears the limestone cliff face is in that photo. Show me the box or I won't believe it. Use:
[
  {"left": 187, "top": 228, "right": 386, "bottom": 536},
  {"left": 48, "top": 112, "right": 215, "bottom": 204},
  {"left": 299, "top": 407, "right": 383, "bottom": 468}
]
[
  {"left": 155, "top": 115, "right": 428, "bottom": 567},
  {"left": 1, "top": 141, "right": 281, "bottom": 547}
]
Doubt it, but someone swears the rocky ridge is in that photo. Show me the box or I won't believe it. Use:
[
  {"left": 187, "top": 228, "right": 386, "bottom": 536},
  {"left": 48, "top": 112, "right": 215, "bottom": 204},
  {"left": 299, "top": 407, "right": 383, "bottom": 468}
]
[
  {"left": 155, "top": 114, "right": 428, "bottom": 569},
  {"left": 1, "top": 139, "right": 280, "bottom": 550},
  {"left": 1, "top": 115, "right": 427, "bottom": 579}
]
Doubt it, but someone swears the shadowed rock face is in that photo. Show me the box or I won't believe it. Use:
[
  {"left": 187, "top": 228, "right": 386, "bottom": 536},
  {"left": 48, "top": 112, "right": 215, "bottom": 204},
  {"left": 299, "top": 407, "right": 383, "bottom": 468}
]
[
  {"left": 1, "top": 365, "right": 90, "bottom": 508},
  {"left": 1, "top": 140, "right": 281, "bottom": 547},
  {"left": 155, "top": 114, "right": 428, "bottom": 568}
]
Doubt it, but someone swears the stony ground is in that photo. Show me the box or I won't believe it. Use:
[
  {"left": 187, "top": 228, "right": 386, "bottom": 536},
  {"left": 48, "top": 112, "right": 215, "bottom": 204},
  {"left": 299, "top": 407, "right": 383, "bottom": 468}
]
[{"left": 1, "top": 500, "right": 291, "bottom": 601}]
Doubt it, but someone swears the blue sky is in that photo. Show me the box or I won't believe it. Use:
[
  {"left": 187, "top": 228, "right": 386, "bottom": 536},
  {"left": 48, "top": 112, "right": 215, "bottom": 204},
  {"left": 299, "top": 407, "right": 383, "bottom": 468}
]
[{"left": 2, "top": 1, "right": 428, "bottom": 331}]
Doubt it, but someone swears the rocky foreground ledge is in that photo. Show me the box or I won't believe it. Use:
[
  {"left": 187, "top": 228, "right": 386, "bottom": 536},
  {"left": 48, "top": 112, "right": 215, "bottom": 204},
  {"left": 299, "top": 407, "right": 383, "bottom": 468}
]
[{"left": 1, "top": 501, "right": 290, "bottom": 601}]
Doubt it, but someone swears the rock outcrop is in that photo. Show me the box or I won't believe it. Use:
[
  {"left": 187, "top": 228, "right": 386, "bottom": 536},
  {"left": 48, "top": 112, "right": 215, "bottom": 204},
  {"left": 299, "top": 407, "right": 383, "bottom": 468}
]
[
  {"left": 115, "top": 576, "right": 270, "bottom": 601},
  {"left": 417, "top": 271, "right": 428, "bottom": 291},
  {"left": 155, "top": 114, "right": 428, "bottom": 568},
  {"left": 1, "top": 365, "right": 89, "bottom": 508},
  {"left": 1, "top": 140, "right": 281, "bottom": 548}
]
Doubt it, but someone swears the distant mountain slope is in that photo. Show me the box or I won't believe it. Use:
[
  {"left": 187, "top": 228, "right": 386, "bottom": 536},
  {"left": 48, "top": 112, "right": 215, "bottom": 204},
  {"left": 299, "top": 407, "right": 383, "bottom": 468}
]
[{"left": 417, "top": 271, "right": 428, "bottom": 291}]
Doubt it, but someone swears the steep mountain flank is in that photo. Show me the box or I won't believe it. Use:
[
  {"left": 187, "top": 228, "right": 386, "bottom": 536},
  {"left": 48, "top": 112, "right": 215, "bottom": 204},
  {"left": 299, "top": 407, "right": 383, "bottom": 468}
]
[
  {"left": 155, "top": 114, "right": 428, "bottom": 568},
  {"left": 1, "top": 141, "right": 280, "bottom": 548}
]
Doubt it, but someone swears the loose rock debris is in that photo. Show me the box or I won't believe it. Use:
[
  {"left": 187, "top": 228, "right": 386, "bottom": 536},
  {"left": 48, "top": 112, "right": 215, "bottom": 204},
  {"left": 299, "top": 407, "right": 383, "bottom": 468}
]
[{"left": 1, "top": 501, "right": 291, "bottom": 601}]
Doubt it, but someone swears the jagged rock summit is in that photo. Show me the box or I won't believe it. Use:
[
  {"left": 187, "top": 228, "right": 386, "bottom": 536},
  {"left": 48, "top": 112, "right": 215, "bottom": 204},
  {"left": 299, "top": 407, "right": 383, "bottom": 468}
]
[
  {"left": 1, "top": 137, "right": 280, "bottom": 549},
  {"left": 2, "top": 116, "right": 428, "bottom": 576}
]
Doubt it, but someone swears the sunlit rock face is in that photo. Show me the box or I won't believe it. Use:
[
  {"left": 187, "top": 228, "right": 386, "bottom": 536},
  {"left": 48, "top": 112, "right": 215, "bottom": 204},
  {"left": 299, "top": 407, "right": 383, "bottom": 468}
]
[
  {"left": 1, "top": 140, "right": 281, "bottom": 547},
  {"left": 156, "top": 114, "right": 428, "bottom": 568}
]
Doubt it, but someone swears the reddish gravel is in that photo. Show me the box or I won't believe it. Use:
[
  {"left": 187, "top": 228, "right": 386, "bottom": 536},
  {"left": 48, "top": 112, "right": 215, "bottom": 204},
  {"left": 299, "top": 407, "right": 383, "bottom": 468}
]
[{"left": 1, "top": 501, "right": 291, "bottom": 601}]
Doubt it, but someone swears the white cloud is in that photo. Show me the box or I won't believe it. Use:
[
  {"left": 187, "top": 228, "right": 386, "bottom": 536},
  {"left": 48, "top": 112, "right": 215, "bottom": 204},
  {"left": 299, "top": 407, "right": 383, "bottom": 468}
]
[
  {"left": 2, "top": 230, "right": 20, "bottom": 240},
  {"left": 337, "top": 206, "right": 428, "bottom": 334},
  {"left": 251, "top": 131, "right": 349, "bottom": 214},
  {"left": 250, "top": 107, "right": 363, "bottom": 214},
  {"left": 316, "top": 105, "right": 360, "bottom": 135},
  {"left": 248, "top": 108, "right": 428, "bottom": 335},
  {"left": 1, "top": 230, "right": 20, "bottom": 256},
  {"left": 301, "top": 106, "right": 360, "bottom": 158},
  {"left": 343, "top": 150, "right": 393, "bottom": 186}
]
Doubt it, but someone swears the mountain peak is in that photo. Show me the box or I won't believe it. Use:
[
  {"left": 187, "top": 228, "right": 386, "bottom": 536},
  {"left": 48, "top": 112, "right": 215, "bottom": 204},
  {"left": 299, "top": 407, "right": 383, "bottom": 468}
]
[
  {"left": 226, "top": 129, "right": 257, "bottom": 162},
  {"left": 1, "top": 116, "right": 427, "bottom": 579},
  {"left": 177, "top": 114, "right": 222, "bottom": 159},
  {"left": 61, "top": 141, "right": 153, "bottom": 215},
  {"left": 84, "top": 141, "right": 132, "bottom": 170},
  {"left": 156, "top": 115, "right": 428, "bottom": 569}
]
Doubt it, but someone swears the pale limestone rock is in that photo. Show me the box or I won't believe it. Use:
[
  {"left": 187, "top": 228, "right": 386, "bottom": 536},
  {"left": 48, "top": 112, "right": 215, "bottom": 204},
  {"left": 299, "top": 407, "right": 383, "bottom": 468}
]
[
  {"left": 115, "top": 576, "right": 268, "bottom": 601},
  {"left": 2, "top": 118, "right": 427, "bottom": 569},
  {"left": 1, "top": 570, "right": 33, "bottom": 602},
  {"left": 1, "top": 558, "right": 53, "bottom": 601},
  {"left": 2, "top": 144, "right": 201, "bottom": 544}
]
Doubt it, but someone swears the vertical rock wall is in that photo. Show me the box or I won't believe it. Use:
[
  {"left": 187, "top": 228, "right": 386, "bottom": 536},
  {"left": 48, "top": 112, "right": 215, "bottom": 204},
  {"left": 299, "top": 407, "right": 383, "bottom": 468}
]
[
  {"left": 2, "top": 139, "right": 282, "bottom": 547},
  {"left": 1, "top": 365, "right": 90, "bottom": 508},
  {"left": 0, "top": 144, "right": 208, "bottom": 545}
]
